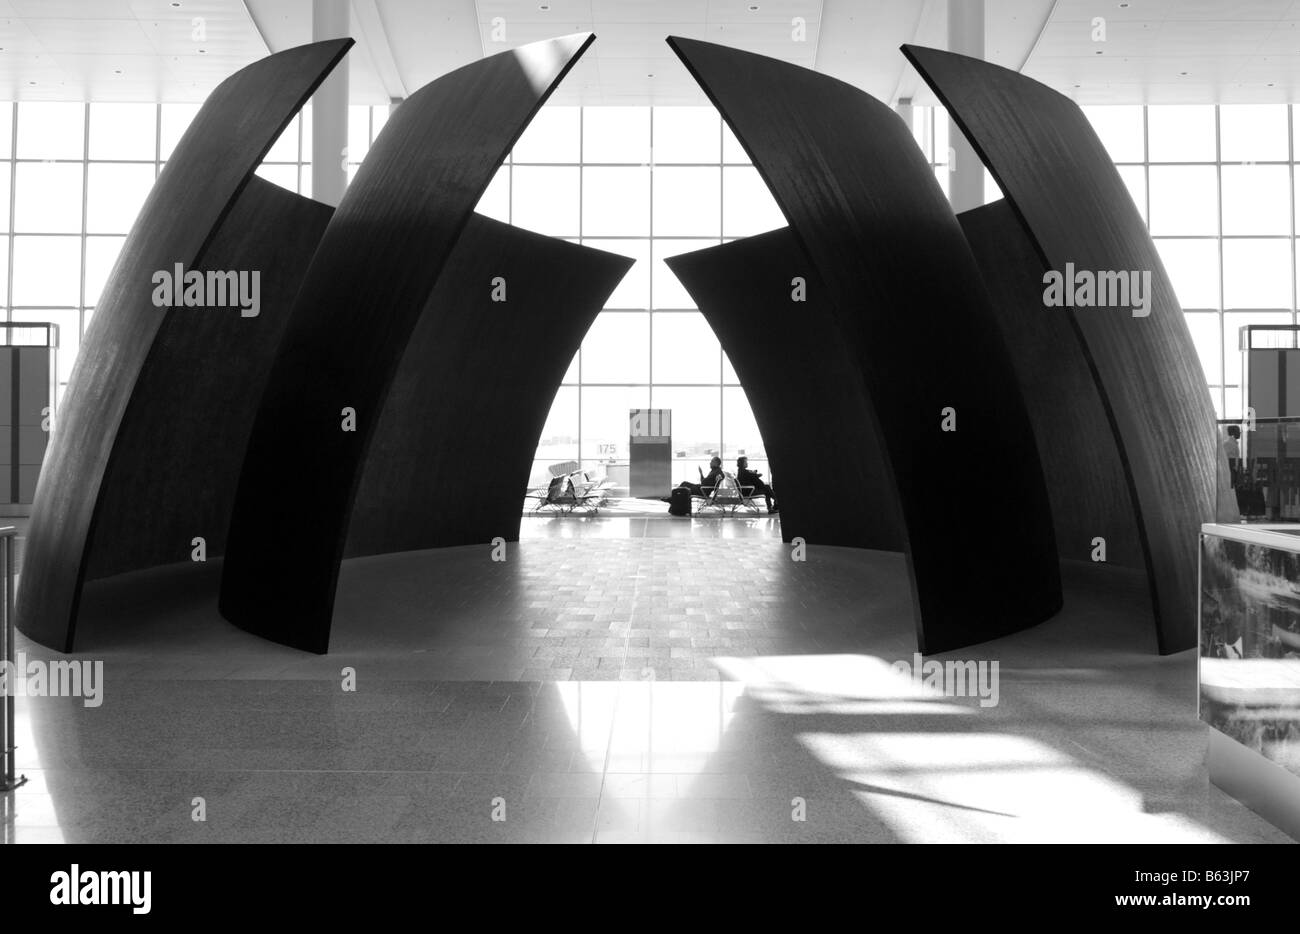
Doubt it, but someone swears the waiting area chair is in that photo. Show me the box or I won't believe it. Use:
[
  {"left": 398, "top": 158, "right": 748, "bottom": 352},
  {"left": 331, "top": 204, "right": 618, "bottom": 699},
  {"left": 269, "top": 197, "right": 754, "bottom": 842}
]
[
  {"left": 692, "top": 471, "right": 763, "bottom": 516},
  {"left": 525, "top": 465, "right": 612, "bottom": 515}
]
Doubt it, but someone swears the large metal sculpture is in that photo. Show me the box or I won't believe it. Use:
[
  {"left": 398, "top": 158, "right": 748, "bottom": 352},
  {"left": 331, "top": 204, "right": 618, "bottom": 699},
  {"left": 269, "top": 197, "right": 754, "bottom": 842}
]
[
  {"left": 16, "top": 40, "right": 352, "bottom": 652},
  {"left": 343, "top": 215, "right": 632, "bottom": 559},
  {"left": 220, "top": 34, "right": 597, "bottom": 653},
  {"left": 905, "top": 45, "right": 1223, "bottom": 653},
  {"left": 667, "top": 37, "right": 1062, "bottom": 653},
  {"left": 665, "top": 229, "right": 903, "bottom": 552}
]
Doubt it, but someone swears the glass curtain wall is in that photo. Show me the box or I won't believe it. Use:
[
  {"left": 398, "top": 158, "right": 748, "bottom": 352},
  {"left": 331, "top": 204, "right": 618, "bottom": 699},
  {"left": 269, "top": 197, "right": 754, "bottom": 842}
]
[{"left": 3, "top": 97, "right": 1290, "bottom": 470}]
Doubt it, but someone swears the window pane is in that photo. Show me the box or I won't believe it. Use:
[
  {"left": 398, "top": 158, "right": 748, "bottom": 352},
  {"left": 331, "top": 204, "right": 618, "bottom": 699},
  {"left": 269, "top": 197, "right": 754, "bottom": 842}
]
[
  {"left": 721, "top": 122, "right": 749, "bottom": 163},
  {"left": 87, "top": 163, "right": 155, "bottom": 234},
  {"left": 580, "top": 386, "right": 650, "bottom": 461},
  {"left": 581, "top": 312, "right": 649, "bottom": 383},
  {"left": 84, "top": 236, "right": 126, "bottom": 306},
  {"left": 1154, "top": 238, "right": 1219, "bottom": 309},
  {"left": 474, "top": 165, "right": 510, "bottom": 223},
  {"left": 0, "top": 104, "right": 12, "bottom": 159},
  {"left": 347, "top": 104, "right": 370, "bottom": 164},
  {"left": 1148, "top": 165, "right": 1217, "bottom": 235},
  {"left": 583, "top": 166, "right": 649, "bottom": 236},
  {"left": 653, "top": 166, "right": 720, "bottom": 236},
  {"left": 514, "top": 105, "right": 579, "bottom": 163},
  {"left": 88, "top": 103, "right": 156, "bottom": 160},
  {"left": 159, "top": 103, "right": 200, "bottom": 160},
  {"left": 1221, "top": 105, "right": 1288, "bottom": 163},
  {"left": 1147, "top": 106, "right": 1216, "bottom": 162},
  {"left": 1221, "top": 164, "right": 1289, "bottom": 235},
  {"left": 1083, "top": 105, "right": 1145, "bottom": 163},
  {"left": 651, "top": 387, "right": 720, "bottom": 467},
  {"left": 652, "top": 312, "right": 720, "bottom": 383},
  {"left": 653, "top": 107, "right": 719, "bottom": 163},
  {"left": 511, "top": 165, "right": 579, "bottom": 237},
  {"left": 263, "top": 114, "right": 299, "bottom": 164},
  {"left": 1185, "top": 312, "right": 1221, "bottom": 385},
  {"left": 0, "top": 163, "right": 10, "bottom": 232},
  {"left": 583, "top": 107, "right": 650, "bottom": 164},
  {"left": 723, "top": 387, "right": 765, "bottom": 458},
  {"left": 1116, "top": 164, "right": 1146, "bottom": 223},
  {"left": 1223, "top": 239, "right": 1291, "bottom": 309},
  {"left": 0, "top": 235, "right": 8, "bottom": 299},
  {"left": 535, "top": 386, "right": 579, "bottom": 465},
  {"left": 1225, "top": 311, "right": 1293, "bottom": 387},
  {"left": 653, "top": 239, "right": 717, "bottom": 308},
  {"left": 723, "top": 166, "right": 784, "bottom": 237},
  {"left": 15, "top": 163, "right": 82, "bottom": 233},
  {"left": 12, "top": 236, "right": 81, "bottom": 305},
  {"left": 254, "top": 163, "right": 299, "bottom": 193},
  {"left": 17, "top": 102, "right": 84, "bottom": 160},
  {"left": 300, "top": 105, "right": 313, "bottom": 161},
  {"left": 582, "top": 239, "right": 648, "bottom": 308}
]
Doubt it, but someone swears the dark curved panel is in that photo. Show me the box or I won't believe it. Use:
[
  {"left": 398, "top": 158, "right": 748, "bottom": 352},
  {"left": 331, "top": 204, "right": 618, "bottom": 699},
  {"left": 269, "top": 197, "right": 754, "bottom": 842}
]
[
  {"left": 16, "top": 40, "right": 352, "bottom": 652},
  {"left": 665, "top": 228, "right": 903, "bottom": 552},
  {"left": 667, "top": 38, "right": 1061, "bottom": 653},
  {"left": 343, "top": 214, "right": 632, "bottom": 558},
  {"left": 905, "top": 45, "right": 1222, "bottom": 653},
  {"left": 85, "top": 178, "right": 333, "bottom": 581},
  {"left": 220, "top": 34, "right": 595, "bottom": 653},
  {"left": 959, "top": 200, "right": 1144, "bottom": 570}
]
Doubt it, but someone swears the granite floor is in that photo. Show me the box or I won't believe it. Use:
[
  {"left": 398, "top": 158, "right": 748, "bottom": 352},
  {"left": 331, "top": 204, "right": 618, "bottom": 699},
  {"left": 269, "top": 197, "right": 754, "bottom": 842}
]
[{"left": 2, "top": 516, "right": 1293, "bottom": 843}]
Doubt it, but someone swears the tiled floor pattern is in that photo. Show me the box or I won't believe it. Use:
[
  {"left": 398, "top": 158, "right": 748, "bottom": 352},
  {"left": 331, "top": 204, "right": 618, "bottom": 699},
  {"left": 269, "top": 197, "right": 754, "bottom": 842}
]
[{"left": 3, "top": 521, "right": 1294, "bottom": 843}]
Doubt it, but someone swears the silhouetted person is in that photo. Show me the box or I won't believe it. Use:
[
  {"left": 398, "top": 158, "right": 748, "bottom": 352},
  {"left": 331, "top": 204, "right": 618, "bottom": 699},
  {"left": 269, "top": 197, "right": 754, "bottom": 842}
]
[
  {"left": 678, "top": 456, "right": 723, "bottom": 497},
  {"left": 737, "top": 456, "right": 777, "bottom": 514}
]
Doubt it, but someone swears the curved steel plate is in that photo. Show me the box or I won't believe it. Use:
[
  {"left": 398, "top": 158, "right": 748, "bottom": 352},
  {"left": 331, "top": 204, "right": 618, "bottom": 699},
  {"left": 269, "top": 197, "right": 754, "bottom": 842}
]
[
  {"left": 667, "top": 37, "right": 1061, "bottom": 653},
  {"left": 220, "top": 34, "right": 596, "bottom": 653},
  {"left": 16, "top": 40, "right": 352, "bottom": 652}
]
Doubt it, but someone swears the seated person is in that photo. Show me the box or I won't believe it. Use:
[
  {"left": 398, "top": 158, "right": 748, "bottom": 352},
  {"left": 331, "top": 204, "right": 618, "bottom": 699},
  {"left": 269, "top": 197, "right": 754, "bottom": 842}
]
[
  {"left": 736, "top": 456, "right": 777, "bottom": 513},
  {"left": 677, "top": 456, "right": 724, "bottom": 497}
]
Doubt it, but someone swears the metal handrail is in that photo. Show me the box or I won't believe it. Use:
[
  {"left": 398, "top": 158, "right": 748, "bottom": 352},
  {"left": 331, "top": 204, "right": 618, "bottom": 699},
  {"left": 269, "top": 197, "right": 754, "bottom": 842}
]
[{"left": 0, "top": 525, "right": 23, "bottom": 792}]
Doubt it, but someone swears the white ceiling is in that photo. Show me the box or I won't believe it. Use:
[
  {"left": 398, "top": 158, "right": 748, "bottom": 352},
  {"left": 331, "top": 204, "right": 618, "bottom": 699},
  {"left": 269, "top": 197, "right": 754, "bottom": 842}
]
[{"left": 0, "top": 0, "right": 1298, "bottom": 106}]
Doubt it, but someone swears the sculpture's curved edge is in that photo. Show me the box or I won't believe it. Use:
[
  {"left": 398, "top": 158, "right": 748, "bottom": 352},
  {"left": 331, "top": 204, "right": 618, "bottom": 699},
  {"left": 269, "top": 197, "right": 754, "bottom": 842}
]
[
  {"left": 343, "top": 214, "right": 633, "bottom": 558},
  {"left": 16, "top": 40, "right": 352, "bottom": 653},
  {"left": 904, "top": 43, "right": 1216, "bottom": 653},
  {"left": 219, "top": 34, "right": 596, "bottom": 654},
  {"left": 665, "top": 229, "right": 905, "bottom": 552}
]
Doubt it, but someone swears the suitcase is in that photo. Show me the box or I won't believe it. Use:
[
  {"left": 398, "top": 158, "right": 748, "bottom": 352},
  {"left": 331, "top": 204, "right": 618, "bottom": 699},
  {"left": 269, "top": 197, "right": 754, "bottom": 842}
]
[{"left": 668, "top": 486, "right": 692, "bottom": 517}]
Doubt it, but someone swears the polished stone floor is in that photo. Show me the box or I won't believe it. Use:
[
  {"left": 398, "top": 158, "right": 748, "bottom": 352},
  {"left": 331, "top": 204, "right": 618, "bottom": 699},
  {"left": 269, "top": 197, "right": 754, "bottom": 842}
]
[{"left": 2, "top": 516, "right": 1293, "bottom": 843}]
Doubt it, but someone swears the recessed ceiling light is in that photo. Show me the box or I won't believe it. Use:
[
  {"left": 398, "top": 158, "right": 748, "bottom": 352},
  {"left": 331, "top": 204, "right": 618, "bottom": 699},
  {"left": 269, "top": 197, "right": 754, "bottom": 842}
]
[
  {"left": 1177, "top": 71, "right": 1190, "bottom": 76},
  {"left": 647, "top": 73, "right": 655, "bottom": 78},
  {"left": 197, "top": 48, "right": 207, "bottom": 54},
  {"left": 1094, "top": 49, "right": 1104, "bottom": 55},
  {"left": 113, "top": 68, "right": 123, "bottom": 75},
  {"left": 538, "top": 3, "right": 550, "bottom": 9},
  {"left": 170, "top": 1, "right": 181, "bottom": 7},
  {"left": 1118, "top": 2, "right": 1130, "bottom": 7},
  {"left": 27, "top": 80, "right": 35, "bottom": 86},
  {"left": 748, "top": 4, "right": 761, "bottom": 10}
]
